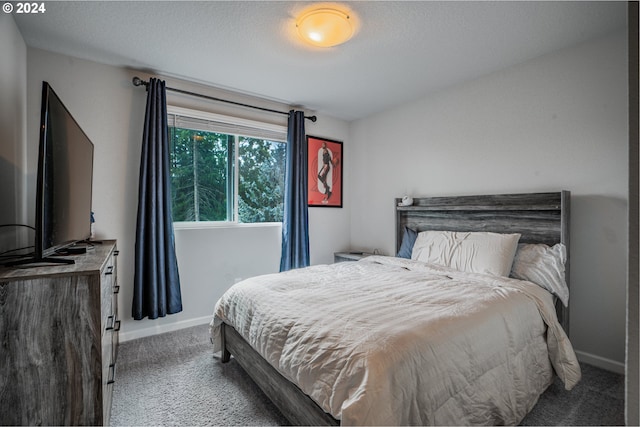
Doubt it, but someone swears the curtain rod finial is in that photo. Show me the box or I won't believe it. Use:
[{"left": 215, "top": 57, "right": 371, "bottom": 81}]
[{"left": 132, "top": 76, "right": 148, "bottom": 87}]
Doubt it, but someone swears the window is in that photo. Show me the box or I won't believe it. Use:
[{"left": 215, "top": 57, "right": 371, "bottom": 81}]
[{"left": 167, "top": 107, "right": 287, "bottom": 224}]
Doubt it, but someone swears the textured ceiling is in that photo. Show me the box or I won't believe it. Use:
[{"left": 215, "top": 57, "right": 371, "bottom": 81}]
[{"left": 13, "top": 1, "right": 627, "bottom": 121}]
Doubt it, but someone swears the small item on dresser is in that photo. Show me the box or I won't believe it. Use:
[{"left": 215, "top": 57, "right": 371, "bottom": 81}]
[
  {"left": 63, "top": 246, "right": 87, "bottom": 255},
  {"left": 90, "top": 211, "right": 96, "bottom": 239}
]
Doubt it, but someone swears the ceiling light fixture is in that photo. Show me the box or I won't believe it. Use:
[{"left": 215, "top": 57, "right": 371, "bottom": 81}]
[{"left": 296, "top": 7, "right": 354, "bottom": 48}]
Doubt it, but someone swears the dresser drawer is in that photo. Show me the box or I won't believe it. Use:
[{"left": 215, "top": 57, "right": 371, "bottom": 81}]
[
  {"left": 111, "top": 249, "right": 120, "bottom": 364},
  {"left": 101, "top": 329, "right": 115, "bottom": 426},
  {"left": 100, "top": 251, "right": 117, "bottom": 332}
]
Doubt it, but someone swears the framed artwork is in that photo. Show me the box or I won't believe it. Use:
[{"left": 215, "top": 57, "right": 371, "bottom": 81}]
[{"left": 307, "top": 135, "right": 343, "bottom": 207}]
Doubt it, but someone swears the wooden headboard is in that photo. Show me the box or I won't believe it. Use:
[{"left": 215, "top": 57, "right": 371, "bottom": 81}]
[{"left": 394, "top": 191, "right": 571, "bottom": 335}]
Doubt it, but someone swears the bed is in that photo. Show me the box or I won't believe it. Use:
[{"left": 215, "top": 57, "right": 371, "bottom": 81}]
[{"left": 210, "top": 191, "right": 581, "bottom": 425}]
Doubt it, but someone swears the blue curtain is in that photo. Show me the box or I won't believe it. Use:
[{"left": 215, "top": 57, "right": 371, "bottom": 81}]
[
  {"left": 280, "top": 110, "right": 310, "bottom": 271},
  {"left": 133, "top": 78, "right": 183, "bottom": 320}
]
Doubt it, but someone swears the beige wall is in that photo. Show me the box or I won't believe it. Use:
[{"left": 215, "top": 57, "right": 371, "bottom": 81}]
[
  {"left": 0, "top": 14, "right": 28, "bottom": 253},
  {"left": 626, "top": 3, "right": 639, "bottom": 423},
  {"left": 349, "top": 31, "right": 628, "bottom": 370}
]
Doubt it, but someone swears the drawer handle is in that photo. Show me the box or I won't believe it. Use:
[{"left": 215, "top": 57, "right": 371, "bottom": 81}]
[
  {"left": 106, "top": 315, "right": 115, "bottom": 330},
  {"left": 105, "top": 266, "right": 114, "bottom": 275},
  {"left": 107, "top": 364, "right": 116, "bottom": 384},
  {"left": 114, "top": 320, "right": 121, "bottom": 332},
  {"left": 113, "top": 285, "right": 120, "bottom": 294}
]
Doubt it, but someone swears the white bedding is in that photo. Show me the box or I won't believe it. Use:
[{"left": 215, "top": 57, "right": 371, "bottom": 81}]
[{"left": 211, "top": 256, "right": 581, "bottom": 426}]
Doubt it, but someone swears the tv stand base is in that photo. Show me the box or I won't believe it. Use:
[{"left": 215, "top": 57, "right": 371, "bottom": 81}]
[{"left": 4, "top": 256, "right": 75, "bottom": 267}]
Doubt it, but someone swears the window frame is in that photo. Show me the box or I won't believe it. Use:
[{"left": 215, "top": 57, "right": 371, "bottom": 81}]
[{"left": 167, "top": 106, "right": 288, "bottom": 229}]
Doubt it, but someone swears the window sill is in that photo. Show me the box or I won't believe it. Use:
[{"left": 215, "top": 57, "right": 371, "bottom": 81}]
[{"left": 173, "top": 221, "right": 282, "bottom": 230}]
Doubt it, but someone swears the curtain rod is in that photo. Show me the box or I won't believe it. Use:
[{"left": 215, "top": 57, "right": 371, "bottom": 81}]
[{"left": 132, "top": 76, "right": 317, "bottom": 122}]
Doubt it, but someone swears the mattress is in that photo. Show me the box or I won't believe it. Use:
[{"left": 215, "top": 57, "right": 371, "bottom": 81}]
[{"left": 211, "top": 256, "right": 581, "bottom": 425}]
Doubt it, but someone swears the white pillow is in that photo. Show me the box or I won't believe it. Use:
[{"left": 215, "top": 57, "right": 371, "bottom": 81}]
[
  {"left": 510, "top": 243, "right": 569, "bottom": 307},
  {"left": 411, "top": 230, "right": 521, "bottom": 277}
]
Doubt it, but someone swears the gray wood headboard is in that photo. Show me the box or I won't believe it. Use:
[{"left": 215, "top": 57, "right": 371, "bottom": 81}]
[{"left": 395, "top": 191, "right": 570, "bottom": 335}]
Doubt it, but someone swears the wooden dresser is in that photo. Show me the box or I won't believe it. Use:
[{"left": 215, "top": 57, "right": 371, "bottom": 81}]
[{"left": 0, "top": 240, "right": 119, "bottom": 425}]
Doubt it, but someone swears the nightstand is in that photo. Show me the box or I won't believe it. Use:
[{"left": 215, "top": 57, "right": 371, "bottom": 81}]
[{"left": 334, "top": 251, "right": 373, "bottom": 263}]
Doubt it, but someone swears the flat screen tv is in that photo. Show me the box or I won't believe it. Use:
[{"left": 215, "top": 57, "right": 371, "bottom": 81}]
[{"left": 15, "top": 81, "right": 94, "bottom": 266}]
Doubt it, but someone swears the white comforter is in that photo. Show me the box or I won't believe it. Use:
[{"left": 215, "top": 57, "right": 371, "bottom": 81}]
[{"left": 211, "top": 256, "right": 581, "bottom": 426}]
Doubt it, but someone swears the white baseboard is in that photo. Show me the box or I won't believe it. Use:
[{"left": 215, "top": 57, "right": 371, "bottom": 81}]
[
  {"left": 575, "top": 350, "right": 625, "bottom": 374},
  {"left": 119, "top": 315, "right": 212, "bottom": 343}
]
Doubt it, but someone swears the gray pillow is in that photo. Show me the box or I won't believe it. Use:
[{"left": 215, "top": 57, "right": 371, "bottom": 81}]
[{"left": 396, "top": 227, "right": 418, "bottom": 259}]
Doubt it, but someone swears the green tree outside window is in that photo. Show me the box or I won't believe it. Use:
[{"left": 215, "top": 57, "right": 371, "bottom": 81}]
[{"left": 169, "top": 127, "right": 285, "bottom": 223}]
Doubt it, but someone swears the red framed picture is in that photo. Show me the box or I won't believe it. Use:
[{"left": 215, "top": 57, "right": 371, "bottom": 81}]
[{"left": 307, "top": 136, "right": 343, "bottom": 207}]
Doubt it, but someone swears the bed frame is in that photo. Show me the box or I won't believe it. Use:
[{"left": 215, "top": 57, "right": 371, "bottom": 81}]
[{"left": 220, "top": 191, "right": 570, "bottom": 426}]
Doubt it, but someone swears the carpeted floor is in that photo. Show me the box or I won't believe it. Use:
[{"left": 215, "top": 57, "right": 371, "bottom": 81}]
[
  {"left": 111, "top": 324, "right": 288, "bottom": 426},
  {"left": 111, "top": 324, "right": 624, "bottom": 426}
]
